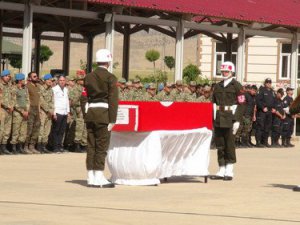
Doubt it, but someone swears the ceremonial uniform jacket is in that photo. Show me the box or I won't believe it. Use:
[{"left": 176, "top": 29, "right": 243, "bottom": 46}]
[
  {"left": 212, "top": 78, "right": 245, "bottom": 128},
  {"left": 84, "top": 67, "right": 119, "bottom": 124}
]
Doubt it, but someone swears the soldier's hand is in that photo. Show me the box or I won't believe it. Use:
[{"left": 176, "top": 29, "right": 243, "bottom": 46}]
[
  {"left": 263, "top": 107, "right": 268, "bottom": 112},
  {"left": 8, "top": 107, "right": 14, "bottom": 113},
  {"left": 271, "top": 108, "right": 276, "bottom": 113},
  {"left": 252, "top": 116, "right": 256, "bottom": 122},
  {"left": 22, "top": 111, "right": 29, "bottom": 120},
  {"left": 53, "top": 114, "right": 57, "bottom": 121}
]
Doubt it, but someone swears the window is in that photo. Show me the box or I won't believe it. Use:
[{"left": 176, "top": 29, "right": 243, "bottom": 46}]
[
  {"left": 214, "top": 42, "right": 237, "bottom": 77},
  {"left": 280, "top": 43, "right": 300, "bottom": 80}
]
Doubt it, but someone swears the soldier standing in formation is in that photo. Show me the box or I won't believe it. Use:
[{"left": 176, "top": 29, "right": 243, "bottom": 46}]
[
  {"left": 210, "top": 61, "right": 245, "bottom": 181},
  {"left": 271, "top": 88, "right": 285, "bottom": 147},
  {"left": 0, "top": 70, "right": 16, "bottom": 154},
  {"left": 255, "top": 78, "right": 275, "bottom": 147},
  {"left": 25, "top": 72, "right": 41, "bottom": 153},
  {"left": 282, "top": 87, "right": 295, "bottom": 147},
  {"left": 38, "top": 74, "right": 54, "bottom": 153},
  {"left": 84, "top": 49, "right": 119, "bottom": 188},
  {"left": 10, "top": 73, "right": 29, "bottom": 154}
]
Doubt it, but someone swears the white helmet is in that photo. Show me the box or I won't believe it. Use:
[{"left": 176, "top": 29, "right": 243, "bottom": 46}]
[
  {"left": 220, "top": 61, "right": 235, "bottom": 73},
  {"left": 96, "top": 49, "right": 112, "bottom": 63}
]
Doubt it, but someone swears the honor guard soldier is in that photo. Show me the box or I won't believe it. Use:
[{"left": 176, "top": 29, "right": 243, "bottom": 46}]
[
  {"left": 84, "top": 49, "right": 119, "bottom": 188},
  {"left": 282, "top": 87, "right": 295, "bottom": 147},
  {"left": 210, "top": 61, "right": 245, "bottom": 181},
  {"left": 255, "top": 78, "right": 276, "bottom": 147}
]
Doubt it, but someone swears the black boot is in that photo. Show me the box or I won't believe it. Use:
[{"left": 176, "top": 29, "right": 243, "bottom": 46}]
[
  {"left": 1, "top": 144, "right": 12, "bottom": 155},
  {"left": 17, "top": 143, "right": 28, "bottom": 154},
  {"left": 36, "top": 143, "right": 43, "bottom": 153},
  {"left": 282, "top": 137, "right": 288, "bottom": 147},
  {"left": 256, "top": 141, "right": 265, "bottom": 148},
  {"left": 41, "top": 143, "right": 51, "bottom": 153},
  {"left": 74, "top": 143, "right": 82, "bottom": 153},
  {"left": 240, "top": 138, "right": 248, "bottom": 148},
  {"left": 264, "top": 138, "right": 271, "bottom": 148},
  {"left": 286, "top": 138, "right": 295, "bottom": 147},
  {"left": 271, "top": 139, "right": 281, "bottom": 148},
  {"left": 11, "top": 144, "right": 18, "bottom": 154}
]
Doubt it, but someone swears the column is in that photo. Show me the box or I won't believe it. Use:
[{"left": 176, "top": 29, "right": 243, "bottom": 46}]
[
  {"left": 236, "top": 27, "right": 245, "bottom": 83},
  {"left": 105, "top": 13, "right": 115, "bottom": 73},
  {"left": 175, "top": 19, "right": 184, "bottom": 81},
  {"left": 22, "top": 0, "right": 33, "bottom": 76},
  {"left": 63, "top": 27, "right": 70, "bottom": 75},
  {"left": 122, "top": 24, "right": 130, "bottom": 81},
  {"left": 87, "top": 35, "right": 94, "bottom": 73},
  {"left": 34, "top": 32, "right": 41, "bottom": 75},
  {"left": 0, "top": 22, "right": 3, "bottom": 73},
  {"left": 290, "top": 32, "right": 298, "bottom": 92}
]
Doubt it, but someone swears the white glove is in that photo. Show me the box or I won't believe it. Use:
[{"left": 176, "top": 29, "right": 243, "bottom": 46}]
[
  {"left": 231, "top": 105, "right": 237, "bottom": 115},
  {"left": 283, "top": 107, "right": 290, "bottom": 114},
  {"left": 213, "top": 103, "right": 216, "bottom": 120},
  {"left": 232, "top": 122, "right": 240, "bottom": 135},
  {"left": 107, "top": 123, "right": 115, "bottom": 131}
]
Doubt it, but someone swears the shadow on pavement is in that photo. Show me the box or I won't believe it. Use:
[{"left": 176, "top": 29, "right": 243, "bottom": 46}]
[
  {"left": 268, "top": 184, "right": 296, "bottom": 190},
  {"left": 65, "top": 180, "right": 87, "bottom": 187}
]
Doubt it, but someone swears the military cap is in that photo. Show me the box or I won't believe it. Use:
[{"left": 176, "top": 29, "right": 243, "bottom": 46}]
[
  {"left": 15, "top": 73, "right": 25, "bottom": 81},
  {"left": 277, "top": 88, "right": 284, "bottom": 96},
  {"left": 1, "top": 69, "right": 10, "bottom": 77},
  {"left": 175, "top": 80, "right": 183, "bottom": 86},
  {"left": 144, "top": 83, "right": 150, "bottom": 89},
  {"left": 158, "top": 83, "right": 164, "bottom": 91},
  {"left": 43, "top": 73, "right": 53, "bottom": 80},
  {"left": 189, "top": 81, "right": 197, "bottom": 86},
  {"left": 118, "top": 78, "right": 127, "bottom": 84},
  {"left": 148, "top": 83, "right": 156, "bottom": 89},
  {"left": 264, "top": 78, "right": 272, "bottom": 83},
  {"left": 133, "top": 78, "right": 141, "bottom": 83},
  {"left": 286, "top": 87, "right": 294, "bottom": 92},
  {"left": 166, "top": 82, "right": 173, "bottom": 88},
  {"left": 68, "top": 74, "right": 76, "bottom": 81},
  {"left": 203, "top": 85, "right": 211, "bottom": 92}
]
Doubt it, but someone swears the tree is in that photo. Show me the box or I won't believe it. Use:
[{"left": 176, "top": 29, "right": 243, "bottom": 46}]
[
  {"left": 164, "top": 56, "right": 175, "bottom": 71},
  {"left": 40, "top": 45, "right": 53, "bottom": 69},
  {"left": 183, "top": 64, "right": 201, "bottom": 83},
  {"left": 8, "top": 54, "right": 22, "bottom": 72},
  {"left": 145, "top": 49, "right": 160, "bottom": 73}
]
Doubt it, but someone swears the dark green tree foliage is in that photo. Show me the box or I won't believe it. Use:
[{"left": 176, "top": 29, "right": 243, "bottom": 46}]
[
  {"left": 40, "top": 45, "right": 54, "bottom": 68},
  {"left": 8, "top": 54, "right": 22, "bottom": 72},
  {"left": 145, "top": 49, "right": 160, "bottom": 72},
  {"left": 183, "top": 64, "right": 201, "bottom": 83},
  {"left": 164, "top": 56, "right": 175, "bottom": 71}
]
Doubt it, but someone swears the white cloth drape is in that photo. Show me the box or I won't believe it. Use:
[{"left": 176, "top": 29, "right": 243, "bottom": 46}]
[{"left": 107, "top": 128, "right": 212, "bottom": 185}]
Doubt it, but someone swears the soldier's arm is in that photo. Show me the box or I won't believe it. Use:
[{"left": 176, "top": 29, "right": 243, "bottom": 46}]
[
  {"left": 233, "top": 82, "right": 246, "bottom": 123},
  {"left": 108, "top": 75, "right": 119, "bottom": 123}
]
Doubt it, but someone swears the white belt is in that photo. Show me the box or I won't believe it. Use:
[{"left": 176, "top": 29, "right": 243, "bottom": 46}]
[
  {"left": 216, "top": 105, "right": 233, "bottom": 111},
  {"left": 85, "top": 102, "right": 108, "bottom": 113}
]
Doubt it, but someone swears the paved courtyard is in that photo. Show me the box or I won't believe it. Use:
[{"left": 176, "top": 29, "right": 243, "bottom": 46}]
[{"left": 1, "top": 142, "right": 300, "bottom": 225}]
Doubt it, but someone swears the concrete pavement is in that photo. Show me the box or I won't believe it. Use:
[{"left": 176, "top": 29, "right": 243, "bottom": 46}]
[{"left": 0, "top": 143, "right": 300, "bottom": 225}]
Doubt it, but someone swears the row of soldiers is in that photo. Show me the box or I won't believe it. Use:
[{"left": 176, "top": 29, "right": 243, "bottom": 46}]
[
  {"left": 0, "top": 69, "right": 87, "bottom": 155},
  {"left": 235, "top": 78, "right": 298, "bottom": 148},
  {"left": 118, "top": 78, "right": 212, "bottom": 102}
]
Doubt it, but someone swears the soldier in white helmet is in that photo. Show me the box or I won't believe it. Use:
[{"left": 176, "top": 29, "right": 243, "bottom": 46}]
[
  {"left": 84, "top": 49, "right": 119, "bottom": 188},
  {"left": 210, "top": 61, "right": 245, "bottom": 181}
]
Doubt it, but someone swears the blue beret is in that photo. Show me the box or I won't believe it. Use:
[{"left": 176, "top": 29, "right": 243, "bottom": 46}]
[
  {"left": 15, "top": 73, "right": 25, "bottom": 81},
  {"left": 158, "top": 83, "right": 164, "bottom": 91},
  {"left": 43, "top": 74, "right": 52, "bottom": 80},
  {"left": 1, "top": 69, "right": 10, "bottom": 77}
]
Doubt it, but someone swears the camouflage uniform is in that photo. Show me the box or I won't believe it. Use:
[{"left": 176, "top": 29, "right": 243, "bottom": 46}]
[
  {"left": 39, "top": 81, "right": 54, "bottom": 151},
  {"left": 11, "top": 83, "right": 29, "bottom": 147},
  {"left": 0, "top": 79, "right": 16, "bottom": 146},
  {"left": 155, "top": 90, "right": 173, "bottom": 101}
]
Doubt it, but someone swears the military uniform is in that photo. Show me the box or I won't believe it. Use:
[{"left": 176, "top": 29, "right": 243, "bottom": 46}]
[
  {"left": 26, "top": 81, "right": 41, "bottom": 152},
  {"left": 255, "top": 84, "right": 275, "bottom": 147},
  {"left": 271, "top": 91, "right": 285, "bottom": 147},
  {"left": 212, "top": 78, "right": 245, "bottom": 171},
  {"left": 38, "top": 74, "right": 54, "bottom": 153},
  {"left": 11, "top": 74, "right": 29, "bottom": 154},
  {"left": 282, "top": 94, "right": 294, "bottom": 147},
  {"left": 0, "top": 73, "right": 16, "bottom": 153},
  {"left": 84, "top": 67, "right": 119, "bottom": 171}
]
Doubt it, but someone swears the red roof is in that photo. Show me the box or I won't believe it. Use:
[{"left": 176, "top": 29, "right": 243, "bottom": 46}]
[{"left": 88, "top": 0, "right": 300, "bottom": 28}]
